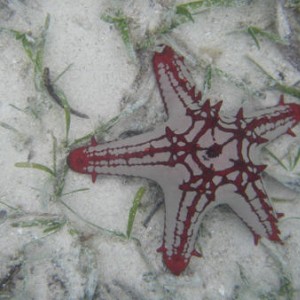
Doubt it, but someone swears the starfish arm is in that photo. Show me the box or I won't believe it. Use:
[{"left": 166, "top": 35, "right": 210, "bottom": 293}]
[
  {"left": 243, "top": 100, "right": 300, "bottom": 145},
  {"left": 67, "top": 125, "right": 191, "bottom": 183},
  {"left": 221, "top": 180, "right": 282, "bottom": 245},
  {"left": 153, "top": 45, "right": 202, "bottom": 118},
  {"left": 159, "top": 190, "right": 214, "bottom": 275}
]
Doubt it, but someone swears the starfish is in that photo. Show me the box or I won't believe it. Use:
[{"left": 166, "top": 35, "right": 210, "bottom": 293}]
[{"left": 67, "top": 45, "right": 300, "bottom": 275}]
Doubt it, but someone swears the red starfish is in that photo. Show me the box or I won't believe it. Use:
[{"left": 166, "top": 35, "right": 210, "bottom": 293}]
[{"left": 67, "top": 45, "right": 300, "bottom": 275}]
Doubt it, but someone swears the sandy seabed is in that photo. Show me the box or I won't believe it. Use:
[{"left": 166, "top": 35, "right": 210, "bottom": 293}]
[{"left": 0, "top": 1, "right": 300, "bottom": 299}]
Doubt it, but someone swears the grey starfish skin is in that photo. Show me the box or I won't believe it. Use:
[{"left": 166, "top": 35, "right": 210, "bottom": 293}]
[{"left": 67, "top": 45, "right": 300, "bottom": 275}]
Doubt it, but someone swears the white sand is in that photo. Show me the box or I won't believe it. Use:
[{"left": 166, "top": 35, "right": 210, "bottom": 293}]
[{"left": 1, "top": 0, "right": 300, "bottom": 299}]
